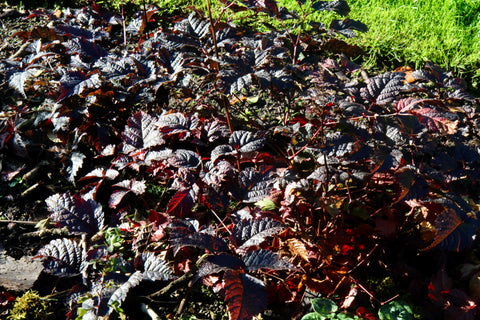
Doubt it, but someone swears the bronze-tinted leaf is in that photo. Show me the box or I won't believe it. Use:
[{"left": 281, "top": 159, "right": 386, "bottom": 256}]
[{"left": 223, "top": 270, "right": 267, "bottom": 320}]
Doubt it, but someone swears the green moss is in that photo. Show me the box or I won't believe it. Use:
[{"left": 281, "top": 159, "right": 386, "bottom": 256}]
[
  {"left": 8, "top": 290, "right": 54, "bottom": 320},
  {"left": 366, "top": 276, "right": 397, "bottom": 299}
]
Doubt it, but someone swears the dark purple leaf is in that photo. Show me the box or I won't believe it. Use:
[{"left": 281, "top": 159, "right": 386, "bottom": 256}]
[
  {"left": 169, "top": 219, "right": 199, "bottom": 235},
  {"left": 55, "top": 25, "right": 108, "bottom": 41},
  {"left": 239, "top": 168, "right": 276, "bottom": 203},
  {"left": 204, "top": 119, "right": 231, "bottom": 142},
  {"left": 329, "top": 18, "right": 368, "bottom": 38},
  {"left": 423, "top": 199, "right": 480, "bottom": 251},
  {"left": 122, "top": 111, "right": 164, "bottom": 153},
  {"left": 211, "top": 145, "right": 235, "bottom": 163},
  {"left": 202, "top": 160, "right": 235, "bottom": 186},
  {"left": 312, "top": 0, "right": 350, "bottom": 16},
  {"left": 197, "top": 254, "right": 244, "bottom": 279},
  {"left": 142, "top": 252, "right": 177, "bottom": 281},
  {"left": 411, "top": 107, "right": 458, "bottom": 134},
  {"left": 243, "top": 249, "right": 295, "bottom": 271},
  {"left": 93, "top": 56, "right": 133, "bottom": 77},
  {"left": 447, "top": 89, "right": 475, "bottom": 102},
  {"left": 8, "top": 67, "right": 41, "bottom": 98},
  {"left": 175, "top": 13, "right": 210, "bottom": 39},
  {"left": 107, "top": 271, "right": 143, "bottom": 315},
  {"left": 231, "top": 218, "right": 284, "bottom": 249},
  {"left": 410, "top": 69, "right": 436, "bottom": 82},
  {"left": 57, "top": 71, "right": 102, "bottom": 102},
  {"left": 170, "top": 229, "right": 228, "bottom": 255},
  {"left": 63, "top": 37, "right": 106, "bottom": 60},
  {"left": 360, "top": 71, "right": 409, "bottom": 104},
  {"left": 46, "top": 192, "right": 104, "bottom": 234},
  {"left": 67, "top": 151, "right": 86, "bottom": 184},
  {"left": 168, "top": 149, "right": 201, "bottom": 169},
  {"left": 394, "top": 97, "right": 421, "bottom": 113},
  {"left": 167, "top": 185, "right": 200, "bottom": 218},
  {"left": 36, "top": 238, "right": 86, "bottom": 276},
  {"left": 395, "top": 166, "right": 429, "bottom": 202},
  {"left": 80, "top": 168, "right": 119, "bottom": 181},
  {"left": 240, "top": 0, "right": 278, "bottom": 16},
  {"left": 157, "top": 112, "right": 198, "bottom": 136},
  {"left": 230, "top": 74, "right": 254, "bottom": 94},
  {"left": 112, "top": 179, "right": 147, "bottom": 195},
  {"left": 109, "top": 179, "right": 146, "bottom": 208}
]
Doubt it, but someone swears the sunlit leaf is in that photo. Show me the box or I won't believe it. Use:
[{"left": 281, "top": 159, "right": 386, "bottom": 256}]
[
  {"left": 197, "top": 254, "right": 244, "bottom": 279},
  {"left": 167, "top": 184, "right": 200, "bottom": 218},
  {"left": 229, "top": 130, "right": 266, "bottom": 153},
  {"left": 46, "top": 192, "right": 104, "bottom": 234},
  {"left": 108, "top": 271, "right": 143, "bottom": 315},
  {"left": 231, "top": 218, "right": 284, "bottom": 249},
  {"left": 122, "top": 111, "right": 164, "bottom": 153},
  {"left": 67, "top": 151, "right": 86, "bottom": 184},
  {"left": 223, "top": 270, "right": 268, "bottom": 320},
  {"left": 142, "top": 252, "right": 177, "bottom": 281},
  {"left": 57, "top": 71, "right": 102, "bottom": 102},
  {"left": 361, "top": 71, "right": 409, "bottom": 104},
  {"left": 243, "top": 249, "right": 295, "bottom": 271},
  {"left": 9, "top": 68, "right": 42, "bottom": 98},
  {"left": 312, "top": 0, "right": 350, "bottom": 16},
  {"left": 168, "top": 149, "right": 201, "bottom": 169},
  {"left": 36, "top": 238, "right": 86, "bottom": 276},
  {"left": 109, "top": 179, "right": 146, "bottom": 208}
]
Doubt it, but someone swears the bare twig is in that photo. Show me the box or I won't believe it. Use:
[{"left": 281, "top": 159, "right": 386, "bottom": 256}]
[
  {"left": 210, "top": 209, "right": 231, "bottom": 235},
  {"left": 176, "top": 278, "right": 195, "bottom": 316},
  {"left": 148, "top": 272, "right": 192, "bottom": 298},
  {"left": 141, "top": 303, "right": 161, "bottom": 320},
  {"left": 18, "top": 227, "right": 69, "bottom": 240},
  {"left": 0, "top": 219, "right": 39, "bottom": 225}
]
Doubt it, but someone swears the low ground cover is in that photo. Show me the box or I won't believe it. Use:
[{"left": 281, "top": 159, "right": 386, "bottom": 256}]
[
  {"left": 0, "top": 1, "right": 480, "bottom": 320},
  {"left": 347, "top": 0, "right": 480, "bottom": 93}
]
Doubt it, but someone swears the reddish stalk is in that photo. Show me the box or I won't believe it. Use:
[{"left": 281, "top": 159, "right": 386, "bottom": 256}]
[{"left": 206, "top": 0, "right": 219, "bottom": 59}]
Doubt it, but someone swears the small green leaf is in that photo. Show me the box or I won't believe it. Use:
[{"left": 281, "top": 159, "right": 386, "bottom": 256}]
[
  {"left": 336, "top": 312, "right": 361, "bottom": 320},
  {"left": 312, "top": 298, "right": 338, "bottom": 315},
  {"left": 247, "top": 95, "right": 260, "bottom": 104},
  {"left": 378, "top": 300, "right": 413, "bottom": 320},
  {"left": 301, "top": 312, "right": 327, "bottom": 320},
  {"left": 255, "top": 198, "right": 278, "bottom": 211}
]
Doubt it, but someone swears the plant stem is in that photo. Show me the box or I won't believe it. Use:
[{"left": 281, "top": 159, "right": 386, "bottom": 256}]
[
  {"left": 220, "top": 95, "right": 242, "bottom": 171},
  {"left": 205, "top": 0, "right": 219, "bottom": 59},
  {"left": 121, "top": 0, "right": 127, "bottom": 48}
]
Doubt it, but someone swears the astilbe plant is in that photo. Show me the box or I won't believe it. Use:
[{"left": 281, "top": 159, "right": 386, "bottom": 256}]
[{"left": 0, "top": 0, "right": 479, "bottom": 319}]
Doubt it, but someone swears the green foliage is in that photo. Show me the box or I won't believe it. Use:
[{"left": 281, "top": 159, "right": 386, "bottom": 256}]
[
  {"left": 312, "top": 298, "right": 338, "bottom": 314},
  {"left": 301, "top": 298, "right": 361, "bottom": 320},
  {"left": 347, "top": 0, "right": 480, "bottom": 90},
  {"left": 378, "top": 301, "right": 414, "bottom": 320},
  {"left": 105, "top": 227, "right": 124, "bottom": 253},
  {"left": 7, "top": 290, "right": 53, "bottom": 320},
  {"left": 255, "top": 198, "right": 278, "bottom": 211}
]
